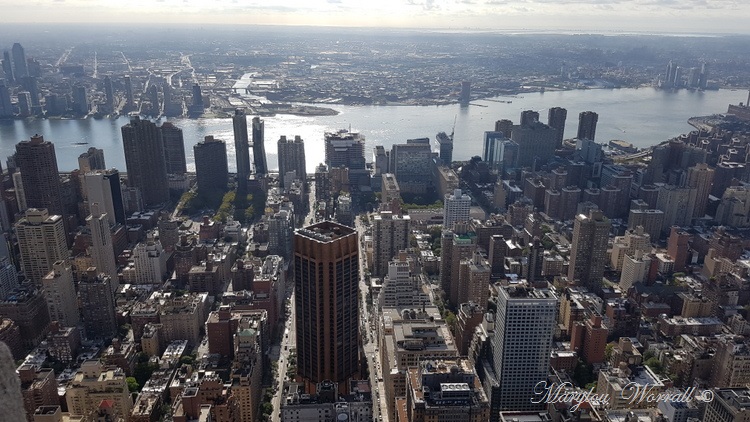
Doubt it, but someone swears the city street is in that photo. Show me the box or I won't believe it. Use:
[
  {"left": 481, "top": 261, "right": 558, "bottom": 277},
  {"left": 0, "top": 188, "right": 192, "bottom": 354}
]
[
  {"left": 271, "top": 291, "right": 296, "bottom": 422},
  {"left": 355, "top": 216, "right": 389, "bottom": 422}
]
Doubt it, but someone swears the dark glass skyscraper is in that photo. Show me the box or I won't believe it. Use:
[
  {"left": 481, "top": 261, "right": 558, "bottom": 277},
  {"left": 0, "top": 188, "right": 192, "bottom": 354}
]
[
  {"left": 11, "top": 43, "right": 28, "bottom": 79},
  {"left": 194, "top": 136, "right": 228, "bottom": 195},
  {"left": 294, "top": 222, "right": 360, "bottom": 394},
  {"left": 2, "top": 51, "right": 13, "bottom": 83},
  {"left": 121, "top": 116, "right": 169, "bottom": 207},
  {"left": 252, "top": 116, "right": 268, "bottom": 175},
  {"left": 232, "top": 108, "right": 251, "bottom": 192}
]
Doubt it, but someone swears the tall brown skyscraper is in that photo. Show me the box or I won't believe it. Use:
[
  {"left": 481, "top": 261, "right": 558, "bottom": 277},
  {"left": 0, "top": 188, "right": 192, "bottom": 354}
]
[
  {"left": 121, "top": 116, "right": 169, "bottom": 207},
  {"left": 577, "top": 111, "right": 599, "bottom": 141},
  {"left": 547, "top": 107, "right": 567, "bottom": 147},
  {"left": 15, "top": 135, "right": 64, "bottom": 216},
  {"left": 294, "top": 222, "right": 360, "bottom": 394},
  {"left": 568, "top": 209, "right": 610, "bottom": 288}
]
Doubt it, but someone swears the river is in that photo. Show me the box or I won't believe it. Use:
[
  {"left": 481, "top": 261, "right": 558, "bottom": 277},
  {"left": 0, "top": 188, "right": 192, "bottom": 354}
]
[{"left": 0, "top": 88, "right": 746, "bottom": 173}]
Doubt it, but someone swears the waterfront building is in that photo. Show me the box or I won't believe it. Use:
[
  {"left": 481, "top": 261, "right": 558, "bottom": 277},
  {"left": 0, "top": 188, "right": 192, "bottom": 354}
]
[
  {"left": 577, "top": 111, "right": 599, "bottom": 141},
  {"left": 121, "top": 117, "right": 169, "bottom": 207},
  {"left": 252, "top": 116, "right": 268, "bottom": 175},
  {"left": 233, "top": 108, "right": 251, "bottom": 192},
  {"left": 547, "top": 107, "right": 567, "bottom": 147},
  {"left": 161, "top": 122, "right": 187, "bottom": 175},
  {"left": 194, "top": 135, "right": 229, "bottom": 195},
  {"left": 278, "top": 135, "right": 307, "bottom": 188},
  {"left": 16, "top": 135, "right": 65, "bottom": 217}
]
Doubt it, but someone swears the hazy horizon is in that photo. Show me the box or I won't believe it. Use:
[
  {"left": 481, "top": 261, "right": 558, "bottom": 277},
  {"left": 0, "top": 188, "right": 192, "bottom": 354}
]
[{"left": 1, "top": 0, "right": 749, "bottom": 36}]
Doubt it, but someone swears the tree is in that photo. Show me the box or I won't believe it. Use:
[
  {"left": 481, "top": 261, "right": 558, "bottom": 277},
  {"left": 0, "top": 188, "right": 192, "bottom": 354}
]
[
  {"left": 179, "top": 355, "right": 194, "bottom": 366},
  {"left": 645, "top": 357, "right": 663, "bottom": 374},
  {"left": 604, "top": 343, "right": 615, "bottom": 361},
  {"left": 445, "top": 311, "right": 457, "bottom": 331},
  {"left": 126, "top": 377, "right": 140, "bottom": 393}
]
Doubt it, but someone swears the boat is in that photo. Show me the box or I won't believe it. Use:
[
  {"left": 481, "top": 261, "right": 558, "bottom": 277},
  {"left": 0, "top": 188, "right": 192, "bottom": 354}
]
[{"left": 72, "top": 142, "right": 89, "bottom": 145}]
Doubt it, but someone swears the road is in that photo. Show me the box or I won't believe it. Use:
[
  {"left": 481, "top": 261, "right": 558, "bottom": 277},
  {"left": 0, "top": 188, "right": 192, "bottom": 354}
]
[
  {"left": 272, "top": 290, "right": 295, "bottom": 422},
  {"left": 355, "top": 216, "right": 389, "bottom": 422}
]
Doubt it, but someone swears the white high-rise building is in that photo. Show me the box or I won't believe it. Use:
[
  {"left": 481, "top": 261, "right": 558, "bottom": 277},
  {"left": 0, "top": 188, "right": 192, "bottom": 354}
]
[
  {"left": 41, "top": 261, "right": 79, "bottom": 327},
  {"left": 371, "top": 211, "right": 411, "bottom": 278},
  {"left": 268, "top": 208, "right": 294, "bottom": 259},
  {"left": 84, "top": 169, "right": 124, "bottom": 227},
  {"left": 620, "top": 251, "right": 652, "bottom": 292},
  {"left": 379, "top": 251, "right": 430, "bottom": 309},
  {"left": 489, "top": 284, "right": 557, "bottom": 412},
  {"left": 87, "top": 203, "right": 118, "bottom": 293},
  {"left": 16, "top": 208, "right": 68, "bottom": 286},
  {"left": 610, "top": 226, "right": 652, "bottom": 271},
  {"left": 443, "top": 189, "right": 471, "bottom": 229},
  {"left": 132, "top": 236, "right": 167, "bottom": 284}
]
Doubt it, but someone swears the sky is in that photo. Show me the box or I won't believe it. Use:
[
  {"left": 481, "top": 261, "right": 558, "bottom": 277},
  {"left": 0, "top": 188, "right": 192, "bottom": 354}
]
[{"left": 1, "top": 0, "right": 749, "bottom": 35}]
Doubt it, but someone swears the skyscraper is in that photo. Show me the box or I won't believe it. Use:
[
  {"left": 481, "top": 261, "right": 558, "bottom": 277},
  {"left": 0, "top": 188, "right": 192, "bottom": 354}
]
[
  {"left": 84, "top": 169, "right": 125, "bottom": 226},
  {"left": 390, "top": 138, "right": 433, "bottom": 184},
  {"left": 520, "top": 110, "right": 540, "bottom": 127},
  {"left": 686, "top": 163, "right": 715, "bottom": 219},
  {"left": 443, "top": 189, "right": 471, "bottom": 230},
  {"left": 87, "top": 203, "right": 118, "bottom": 285},
  {"left": 252, "top": 116, "right": 268, "bottom": 175},
  {"left": 577, "top": 111, "right": 599, "bottom": 141},
  {"left": 72, "top": 85, "right": 88, "bottom": 115},
  {"left": 324, "top": 129, "right": 365, "bottom": 169},
  {"left": 15, "top": 135, "right": 64, "bottom": 216},
  {"left": 16, "top": 209, "right": 68, "bottom": 286},
  {"left": 160, "top": 122, "right": 187, "bottom": 175},
  {"left": 568, "top": 209, "right": 610, "bottom": 288},
  {"left": 41, "top": 261, "right": 79, "bottom": 327},
  {"left": 194, "top": 135, "right": 229, "bottom": 195},
  {"left": 121, "top": 116, "right": 169, "bottom": 207},
  {"left": 103, "top": 76, "right": 114, "bottom": 110},
  {"left": 78, "top": 270, "right": 117, "bottom": 340},
  {"left": 77, "top": 147, "right": 106, "bottom": 173},
  {"left": 547, "top": 107, "right": 567, "bottom": 147},
  {"left": 1, "top": 50, "right": 14, "bottom": 83},
  {"left": 294, "top": 222, "right": 360, "bottom": 394},
  {"left": 0, "top": 81, "right": 12, "bottom": 118},
  {"left": 124, "top": 76, "right": 135, "bottom": 109},
  {"left": 146, "top": 84, "right": 159, "bottom": 116},
  {"left": 489, "top": 284, "right": 557, "bottom": 413},
  {"left": 511, "top": 121, "right": 557, "bottom": 168},
  {"left": 460, "top": 81, "right": 471, "bottom": 103},
  {"left": 436, "top": 131, "right": 453, "bottom": 165},
  {"left": 277, "top": 135, "right": 307, "bottom": 188},
  {"left": 233, "top": 108, "right": 251, "bottom": 192},
  {"left": 11, "top": 43, "right": 28, "bottom": 79},
  {"left": 371, "top": 211, "right": 411, "bottom": 278},
  {"left": 192, "top": 83, "right": 203, "bottom": 108}
]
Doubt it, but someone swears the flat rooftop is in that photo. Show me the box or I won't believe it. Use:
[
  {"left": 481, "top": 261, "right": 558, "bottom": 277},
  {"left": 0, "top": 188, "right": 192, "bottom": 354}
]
[{"left": 297, "top": 221, "right": 356, "bottom": 241}]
